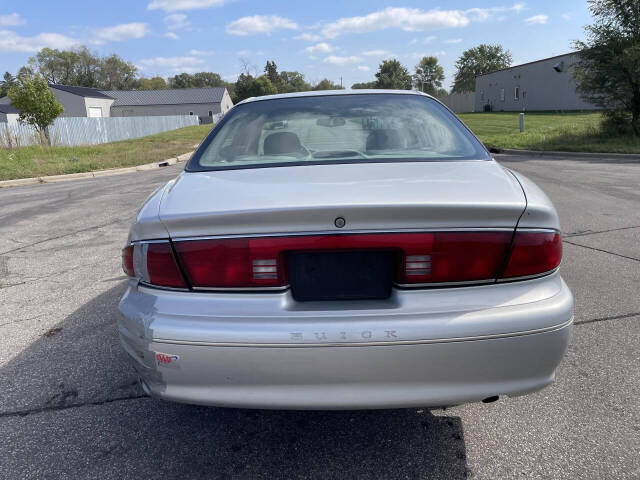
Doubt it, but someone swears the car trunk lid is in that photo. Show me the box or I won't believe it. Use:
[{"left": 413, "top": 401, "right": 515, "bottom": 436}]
[{"left": 158, "top": 160, "right": 525, "bottom": 238}]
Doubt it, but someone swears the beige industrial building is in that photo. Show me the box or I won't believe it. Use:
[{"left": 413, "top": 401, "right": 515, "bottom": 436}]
[{"left": 474, "top": 52, "right": 598, "bottom": 112}]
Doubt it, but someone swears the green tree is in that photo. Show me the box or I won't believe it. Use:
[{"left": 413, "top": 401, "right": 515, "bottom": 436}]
[
  {"left": 28, "top": 48, "right": 80, "bottom": 85},
  {"left": 138, "top": 76, "right": 168, "bottom": 90},
  {"left": 264, "top": 61, "right": 281, "bottom": 90},
  {"left": 192, "top": 72, "right": 226, "bottom": 88},
  {"left": 74, "top": 46, "right": 101, "bottom": 87},
  {"left": 312, "top": 78, "right": 344, "bottom": 90},
  {"left": 351, "top": 81, "right": 377, "bottom": 89},
  {"left": 248, "top": 75, "right": 277, "bottom": 98},
  {"left": 452, "top": 44, "right": 512, "bottom": 93},
  {"left": 234, "top": 74, "right": 277, "bottom": 102},
  {"left": 573, "top": 0, "right": 640, "bottom": 134},
  {"left": 169, "top": 72, "right": 227, "bottom": 89},
  {"left": 278, "top": 71, "right": 311, "bottom": 93},
  {"left": 413, "top": 56, "right": 445, "bottom": 95},
  {"left": 168, "top": 73, "right": 194, "bottom": 88},
  {"left": 374, "top": 59, "right": 412, "bottom": 89},
  {"left": 8, "top": 76, "right": 64, "bottom": 143},
  {"left": 96, "top": 54, "right": 138, "bottom": 90},
  {"left": 0, "top": 72, "right": 16, "bottom": 97},
  {"left": 233, "top": 73, "right": 253, "bottom": 102}
]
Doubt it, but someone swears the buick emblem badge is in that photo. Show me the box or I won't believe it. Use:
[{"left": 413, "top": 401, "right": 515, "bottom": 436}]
[{"left": 334, "top": 217, "right": 346, "bottom": 228}]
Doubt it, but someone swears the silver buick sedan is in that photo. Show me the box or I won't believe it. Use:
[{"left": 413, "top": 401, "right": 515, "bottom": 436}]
[{"left": 119, "top": 90, "right": 573, "bottom": 409}]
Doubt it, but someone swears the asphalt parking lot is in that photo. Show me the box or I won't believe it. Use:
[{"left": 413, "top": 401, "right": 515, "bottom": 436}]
[{"left": 0, "top": 155, "right": 638, "bottom": 479}]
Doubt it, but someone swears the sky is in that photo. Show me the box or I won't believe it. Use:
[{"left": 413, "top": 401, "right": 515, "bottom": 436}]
[{"left": 0, "top": 0, "right": 593, "bottom": 89}]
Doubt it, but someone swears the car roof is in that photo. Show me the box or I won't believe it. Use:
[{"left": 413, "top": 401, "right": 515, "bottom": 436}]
[{"left": 236, "top": 89, "right": 434, "bottom": 105}]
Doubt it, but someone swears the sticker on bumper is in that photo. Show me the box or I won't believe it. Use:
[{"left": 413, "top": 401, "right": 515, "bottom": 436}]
[{"left": 155, "top": 352, "right": 179, "bottom": 366}]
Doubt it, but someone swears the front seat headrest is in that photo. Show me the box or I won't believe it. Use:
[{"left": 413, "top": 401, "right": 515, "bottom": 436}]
[{"left": 264, "top": 132, "right": 303, "bottom": 155}]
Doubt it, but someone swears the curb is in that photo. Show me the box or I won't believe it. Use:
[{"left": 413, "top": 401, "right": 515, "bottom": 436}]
[
  {"left": 0, "top": 150, "right": 195, "bottom": 189},
  {"left": 491, "top": 148, "right": 640, "bottom": 161}
]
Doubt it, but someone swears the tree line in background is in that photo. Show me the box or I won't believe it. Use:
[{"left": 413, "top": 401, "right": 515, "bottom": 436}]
[{"left": 0, "top": 43, "right": 513, "bottom": 103}]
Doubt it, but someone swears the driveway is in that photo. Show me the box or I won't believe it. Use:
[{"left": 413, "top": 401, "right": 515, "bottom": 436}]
[{"left": 0, "top": 156, "right": 638, "bottom": 479}]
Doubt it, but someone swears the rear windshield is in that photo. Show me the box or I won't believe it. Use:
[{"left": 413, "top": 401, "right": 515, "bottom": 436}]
[{"left": 190, "top": 93, "right": 488, "bottom": 171}]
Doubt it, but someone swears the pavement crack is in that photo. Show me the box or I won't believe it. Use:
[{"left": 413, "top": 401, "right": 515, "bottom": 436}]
[
  {"left": 0, "top": 220, "right": 125, "bottom": 256},
  {"left": 566, "top": 225, "right": 640, "bottom": 238},
  {"left": 575, "top": 311, "right": 640, "bottom": 326},
  {"left": 563, "top": 240, "right": 640, "bottom": 262},
  {"left": 0, "top": 394, "right": 148, "bottom": 419},
  {"left": 0, "top": 313, "right": 47, "bottom": 328}
]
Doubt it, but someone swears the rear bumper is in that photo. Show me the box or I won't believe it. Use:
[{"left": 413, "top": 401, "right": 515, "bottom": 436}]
[{"left": 118, "top": 272, "right": 573, "bottom": 409}]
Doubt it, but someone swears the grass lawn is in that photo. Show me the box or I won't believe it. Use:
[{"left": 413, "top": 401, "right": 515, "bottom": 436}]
[
  {"left": 457, "top": 111, "right": 640, "bottom": 154},
  {"left": 0, "top": 124, "right": 213, "bottom": 181}
]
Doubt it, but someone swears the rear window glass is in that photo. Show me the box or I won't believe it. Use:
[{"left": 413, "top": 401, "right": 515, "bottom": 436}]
[{"left": 191, "top": 93, "right": 488, "bottom": 170}]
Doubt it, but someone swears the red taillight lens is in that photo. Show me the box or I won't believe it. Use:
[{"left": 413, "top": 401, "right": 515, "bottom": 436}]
[
  {"left": 121, "top": 241, "right": 187, "bottom": 288},
  {"left": 398, "top": 232, "right": 512, "bottom": 284},
  {"left": 174, "top": 232, "right": 514, "bottom": 288},
  {"left": 125, "top": 231, "right": 561, "bottom": 291},
  {"left": 122, "top": 245, "right": 135, "bottom": 277},
  {"left": 145, "top": 243, "right": 187, "bottom": 288},
  {"left": 174, "top": 238, "right": 287, "bottom": 288},
  {"left": 502, "top": 231, "right": 562, "bottom": 278}
]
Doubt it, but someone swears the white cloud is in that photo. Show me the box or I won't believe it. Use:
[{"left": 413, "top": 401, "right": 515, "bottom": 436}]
[
  {"left": 0, "top": 13, "right": 26, "bottom": 26},
  {"left": 321, "top": 5, "right": 526, "bottom": 38},
  {"left": 357, "top": 65, "right": 370, "bottom": 71},
  {"left": 305, "top": 42, "right": 334, "bottom": 54},
  {"left": 147, "top": 0, "right": 226, "bottom": 12},
  {"left": 322, "top": 7, "right": 465, "bottom": 38},
  {"left": 362, "top": 49, "right": 387, "bottom": 56},
  {"left": 511, "top": 2, "right": 526, "bottom": 13},
  {"left": 0, "top": 29, "right": 77, "bottom": 53},
  {"left": 561, "top": 13, "right": 571, "bottom": 21},
  {"left": 165, "top": 32, "right": 179, "bottom": 39},
  {"left": 525, "top": 14, "right": 548, "bottom": 25},
  {"left": 189, "top": 49, "right": 214, "bottom": 56},
  {"left": 92, "top": 23, "right": 150, "bottom": 44},
  {"left": 165, "top": 13, "right": 190, "bottom": 30},
  {"left": 236, "top": 49, "right": 251, "bottom": 57},
  {"left": 138, "top": 55, "right": 205, "bottom": 73},
  {"left": 323, "top": 55, "right": 361, "bottom": 65},
  {"left": 226, "top": 15, "right": 298, "bottom": 36},
  {"left": 445, "top": 38, "right": 462, "bottom": 44},
  {"left": 294, "top": 32, "right": 322, "bottom": 42},
  {"left": 423, "top": 35, "right": 437, "bottom": 43}
]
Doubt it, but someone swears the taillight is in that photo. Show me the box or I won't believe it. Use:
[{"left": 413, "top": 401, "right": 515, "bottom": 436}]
[
  {"left": 123, "top": 230, "right": 561, "bottom": 291},
  {"left": 397, "top": 232, "right": 512, "bottom": 284},
  {"left": 173, "top": 232, "right": 514, "bottom": 288},
  {"left": 121, "top": 241, "right": 187, "bottom": 289},
  {"left": 502, "top": 231, "right": 562, "bottom": 279},
  {"left": 122, "top": 245, "right": 134, "bottom": 277},
  {"left": 173, "top": 238, "right": 287, "bottom": 288}
]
